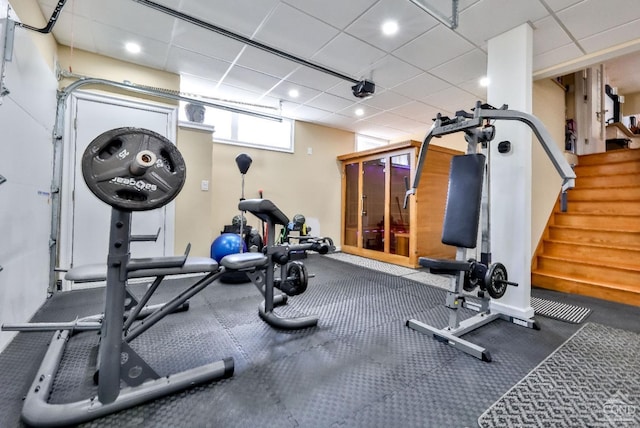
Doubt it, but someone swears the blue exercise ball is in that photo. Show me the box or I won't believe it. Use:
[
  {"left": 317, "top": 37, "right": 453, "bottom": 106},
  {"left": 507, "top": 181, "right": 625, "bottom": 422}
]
[{"left": 211, "top": 233, "right": 247, "bottom": 262}]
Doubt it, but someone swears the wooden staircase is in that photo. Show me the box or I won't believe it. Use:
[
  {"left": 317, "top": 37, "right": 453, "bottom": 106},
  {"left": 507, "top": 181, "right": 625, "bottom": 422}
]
[{"left": 532, "top": 149, "right": 640, "bottom": 306}]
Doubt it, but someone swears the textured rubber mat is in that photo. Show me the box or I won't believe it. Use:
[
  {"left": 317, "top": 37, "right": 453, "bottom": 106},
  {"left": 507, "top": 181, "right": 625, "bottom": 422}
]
[
  {"left": 1, "top": 255, "right": 637, "bottom": 428},
  {"left": 478, "top": 323, "right": 640, "bottom": 428},
  {"left": 531, "top": 296, "right": 592, "bottom": 324}
]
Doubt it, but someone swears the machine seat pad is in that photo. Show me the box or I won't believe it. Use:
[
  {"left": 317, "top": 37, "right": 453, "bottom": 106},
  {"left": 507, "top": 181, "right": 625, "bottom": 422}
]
[
  {"left": 220, "top": 252, "right": 269, "bottom": 270},
  {"left": 66, "top": 257, "right": 219, "bottom": 283},
  {"left": 238, "top": 199, "right": 289, "bottom": 226},
  {"left": 419, "top": 257, "right": 471, "bottom": 275}
]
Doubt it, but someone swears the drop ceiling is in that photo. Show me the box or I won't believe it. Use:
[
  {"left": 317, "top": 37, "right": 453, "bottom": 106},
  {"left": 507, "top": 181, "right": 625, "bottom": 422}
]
[{"left": 32, "top": 0, "right": 640, "bottom": 140}]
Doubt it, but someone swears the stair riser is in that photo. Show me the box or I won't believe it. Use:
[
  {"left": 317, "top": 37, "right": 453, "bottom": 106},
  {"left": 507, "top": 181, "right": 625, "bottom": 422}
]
[
  {"left": 554, "top": 214, "right": 640, "bottom": 230},
  {"left": 575, "top": 161, "right": 640, "bottom": 177},
  {"left": 567, "top": 201, "right": 640, "bottom": 215},
  {"left": 578, "top": 150, "right": 640, "bottom": 166},
  {"left": 536, "top": 257, "right": 640, "bottom": 285},
  {"left": 531, "top": 273, "right": 640, "bottom": 306},
  {"left": 575, "top": 174, "right": 640, "bottom": 188},
  {"left": 543, "top": 241, "right": 640, "bottom": 267},
  {"left": 569, "top": 187, "right": 640, "bottom": 201},
  {"left": 549, "top": 227, "right": 640, "bottom": 248}
]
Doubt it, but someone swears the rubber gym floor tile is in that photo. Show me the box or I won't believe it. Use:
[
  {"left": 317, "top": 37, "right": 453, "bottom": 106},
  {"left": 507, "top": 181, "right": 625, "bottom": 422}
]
[
  {"left": 337, "top": 319, "right": 460, "bottom": 385},
  {"left": 228, "top": 320, "right": 336, "bottom": 367},
  {"left": 257, "top": 338, "right": 406, "bottom": 427}
]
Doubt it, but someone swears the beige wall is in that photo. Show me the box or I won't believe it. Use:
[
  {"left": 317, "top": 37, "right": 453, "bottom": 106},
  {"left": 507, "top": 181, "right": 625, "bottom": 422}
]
[
  {"left": 623, "top": 91, "right": 640, "bottom": 116},
  {"left": 57, "top": 47, "right": 180, "bottom": 96},
  {"left": 532, "top": 79, "right": 566, "bottom": 254},
  {"left": 176, "top": 121, "right": 354, "bottom": 256}
]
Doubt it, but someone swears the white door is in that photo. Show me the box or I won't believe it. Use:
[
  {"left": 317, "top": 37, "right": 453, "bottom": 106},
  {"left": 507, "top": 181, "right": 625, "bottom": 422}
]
[{"left": 60, "top": 92, "right": 177, "bottom": 289}]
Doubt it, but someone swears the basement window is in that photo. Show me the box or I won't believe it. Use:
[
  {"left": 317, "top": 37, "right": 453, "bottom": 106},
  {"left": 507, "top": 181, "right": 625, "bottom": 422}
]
[{"left": 179, "top": 102, "right": 294, "bottom": 153}]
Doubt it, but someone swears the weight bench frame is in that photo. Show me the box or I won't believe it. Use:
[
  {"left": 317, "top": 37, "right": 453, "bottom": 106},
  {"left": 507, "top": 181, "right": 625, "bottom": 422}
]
[
  {"left": 2, "top": 208, "right": 235, "bottom": 427},
  {"left": 233, "top": 198, "right": 321, "bottom": 330}
]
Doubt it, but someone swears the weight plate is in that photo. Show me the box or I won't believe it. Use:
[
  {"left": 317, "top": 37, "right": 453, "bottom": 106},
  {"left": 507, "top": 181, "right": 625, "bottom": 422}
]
[
  {"left": 283, "top": 261, "right": 308, "bottom": 296},
  {"left": 485, "top": 262, "right": 508, "bottom": 299},
  {"left": 82, "top": 128, "right": 186, "bottom": 211}
]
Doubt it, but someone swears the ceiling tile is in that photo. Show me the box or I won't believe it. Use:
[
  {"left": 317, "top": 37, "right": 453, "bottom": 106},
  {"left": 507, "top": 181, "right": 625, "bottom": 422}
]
[
  {"left": 456, "top": 0, "right": 548, "bottom": 45},
  {"left": 311, "top": 33, "right": 387, "bottom": 78},
  {"left": 286, "top": 67, "right": 345, "bottom": 92},
  {"left": 222, "top": 65, "right": 283, "bottom": 95},
  {"left": 422, "top": 86, "right": 479, "bottom": 113},
  {"left": 305, "top": 92, "right": 355, "bottom": 113},
  {"left": 345, "top": 0, "right": 438, "bottom": 53},
  {"left": 165, "top": 46, "right": 233, "bottom": 81},
  {"left": 281, "top": 0, "right": 378, "bottom": 30},
  {"left": 543, "top": 0, "right": 583, "bottom": 12},
  {"left": 50, "top": 14, "right": 97, "bottom": 52},
  {"left": 357, "top": 55, "right": 424, "bottom": 90},
  {"left": 457, "top": 78, "right": 487, "bottom": 100},
  {"left": 177, "top": 0, "right": 280, "bottom": 38},
  {"left": 268, "top": 82, "right": 322, "bottom": 105},
  {"left": 337, "top": 103, "right": 383, "bottom": 120},
  {"left": 235, "top": 46, "right": 299, "bottom": 79},
  {"left": 579, "top": 18, "right": 640, "bottom": 54},
  {"left": 255, "top": 3, "right": 340, "bottom": 60},
  {"left": 92, "top": 25, "right": 170, "bottom": 71},
  {"left": 390, "top": 72, "right": 451, "bottom": 99},
  {"left": 360, "top": 89, "right": 413, "bottom": 111},
  {"left": 288, "top": 104, "right": 333, "bottom": 121},
  {"left": 393, "top": 25, "right": 475, "bottom": 71},
  {"left": 429, "top": 49, "right": 487, "bottom": 85},
  {"left": 533, "top": 43, "right": 583, "bottom": 73},
  {"left": 213, "top": 83, "right": 270, "bottom": 106},
  {"left": 532, "top": 16, "right": 573, "bottom": 55},
  {"left": 170, "top": 21, "right": 245, "bottom": 62},
  {"left": 390, "top": 101, "right": 444, "bottom": 122},
  {"left": 557, "top": 0, "right": 640, "bottom": 40}
]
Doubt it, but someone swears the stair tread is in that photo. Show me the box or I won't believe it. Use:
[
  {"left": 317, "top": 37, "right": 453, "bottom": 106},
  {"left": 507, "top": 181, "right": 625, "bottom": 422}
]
[
  {"left": 549, "top": 224, "right": 640, "bottom": 234},
  {"left": 544, "top": 238, "right": 640, "bottom": 251},
  {"left": 532, "top": 269, "right": 640, "bottom": 293},
  {"left": 537, "top": 254, "right": 640, "bottom": 272}
]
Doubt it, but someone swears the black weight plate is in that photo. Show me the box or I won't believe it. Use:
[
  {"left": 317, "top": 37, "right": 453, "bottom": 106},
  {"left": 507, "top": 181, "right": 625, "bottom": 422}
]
[
  {"left": 284, "top": 261, "right": 308, "bottom": 296},
  {"left": 82, "top": 128, "right": 186, "bottom": 211},
  {"left": 485, "top": 262, "right": 508, "bottom": 299}
]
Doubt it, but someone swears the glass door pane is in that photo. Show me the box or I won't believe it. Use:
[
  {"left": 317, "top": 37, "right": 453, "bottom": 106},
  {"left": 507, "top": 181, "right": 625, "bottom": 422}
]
[
  {"left": 362, "top": 158, "right": 386, "bottom": 252},
  {"left": 343, "top": 162, "right": 359, "bottom": 247},
  {"left": 389, "top": 153, "right": 411, "bottom": 256}
]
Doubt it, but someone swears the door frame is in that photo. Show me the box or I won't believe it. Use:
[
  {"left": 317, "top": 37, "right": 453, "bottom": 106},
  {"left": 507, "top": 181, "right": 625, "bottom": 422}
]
[{"left": 57, "top": 91, "right": 177, "bottom": 290}]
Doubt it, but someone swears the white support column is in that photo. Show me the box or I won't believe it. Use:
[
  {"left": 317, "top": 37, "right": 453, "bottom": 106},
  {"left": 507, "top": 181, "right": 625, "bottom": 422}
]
[{"left": 486, "top": 23, "right": 534, "bottom": 319}]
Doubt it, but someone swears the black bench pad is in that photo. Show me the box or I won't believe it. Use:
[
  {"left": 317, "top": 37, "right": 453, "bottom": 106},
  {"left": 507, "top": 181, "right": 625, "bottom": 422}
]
[
  {"left": 65, "top": 257, "right": 219, "bottom": 283},
  {"left": 419, "top": 257, "right": 471, "bottom": 276},
  {"left": 220, "top": 252, "right": 268, "bottom": 270}
]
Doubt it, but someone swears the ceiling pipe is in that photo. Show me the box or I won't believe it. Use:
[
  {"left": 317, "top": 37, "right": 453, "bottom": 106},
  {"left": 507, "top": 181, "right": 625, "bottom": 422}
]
[
  {"left": 131, "top": 0, "right": 361, "bottom": 85},
  {"left": 409, "top": 0, "right": 459, "bottom": 30},
  {"left": 16, "top": 0, "right": 68, "bottom": 34}
]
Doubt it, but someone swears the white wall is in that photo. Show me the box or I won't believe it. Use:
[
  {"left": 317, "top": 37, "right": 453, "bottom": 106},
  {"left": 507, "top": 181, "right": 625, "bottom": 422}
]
[{"left": 0, "top": 6, "right": 58, "bottom": 352}]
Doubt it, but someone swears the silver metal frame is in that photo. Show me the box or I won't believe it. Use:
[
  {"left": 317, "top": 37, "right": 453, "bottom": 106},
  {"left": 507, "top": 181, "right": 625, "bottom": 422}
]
[{"left": 405, "top": 102, "right": 563, "bottom": 361}]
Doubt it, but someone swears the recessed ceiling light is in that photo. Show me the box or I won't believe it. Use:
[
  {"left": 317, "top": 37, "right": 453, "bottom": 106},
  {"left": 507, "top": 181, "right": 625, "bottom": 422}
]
[
  {"left": 288, "top": 89, "right": 300, "bottom": 98},
  {"left": 355, "top": 108, "right": 365, "bottom": 117},
  {"left": 479, "top": 77, "right": 490, "bottom": 87},
  {"left": 125, "top": 42, "right": 141, "bottom": 54},
  {"left": 382, "top": 20, "right": 399, "bottom": 36}
]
